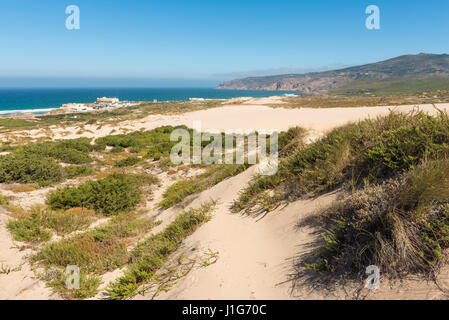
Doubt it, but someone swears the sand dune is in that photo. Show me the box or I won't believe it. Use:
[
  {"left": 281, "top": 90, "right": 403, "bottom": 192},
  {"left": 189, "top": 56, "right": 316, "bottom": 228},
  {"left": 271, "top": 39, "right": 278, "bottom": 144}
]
[
  {"left": 3, "top": 102, "right": 449, "bottom": 143},
  {"left": 2, "top": 101, "right": 449, "bottom": 299}
]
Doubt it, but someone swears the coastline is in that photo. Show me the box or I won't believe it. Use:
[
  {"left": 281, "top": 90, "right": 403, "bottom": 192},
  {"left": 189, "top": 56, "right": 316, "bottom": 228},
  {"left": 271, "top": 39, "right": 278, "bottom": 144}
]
[{"left": 0, "top": 88, "right": 299, "bottom": 116}]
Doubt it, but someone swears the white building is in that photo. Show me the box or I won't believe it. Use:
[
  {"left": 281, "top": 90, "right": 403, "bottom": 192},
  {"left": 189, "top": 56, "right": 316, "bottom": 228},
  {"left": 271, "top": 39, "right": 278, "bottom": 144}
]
[{"left": 96, "top": 97, "right": 119, "bottom": 103}]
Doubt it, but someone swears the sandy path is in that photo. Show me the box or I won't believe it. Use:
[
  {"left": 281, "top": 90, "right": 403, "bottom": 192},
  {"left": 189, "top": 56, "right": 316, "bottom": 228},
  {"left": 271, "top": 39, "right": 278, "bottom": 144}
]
[{"left": 129, "top": 162, "right": 338, "bottom": 300}]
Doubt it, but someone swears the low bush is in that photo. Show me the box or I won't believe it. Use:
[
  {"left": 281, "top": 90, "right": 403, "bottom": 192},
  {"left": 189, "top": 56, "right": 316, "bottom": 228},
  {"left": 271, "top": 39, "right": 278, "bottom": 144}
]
[
  {"left": 0, "top": 153, "right": 63, "bottom": 186},
  {"left": 47, "top": 173, "right": 156, "bottom": 216},
  {"left": 95, "top": 126, "right": 188, "bottom": 160},
  {"left": 114, "top": 156, "right": 140, "bottom": 168},
  {"left": 34, "top": 213, "right": 158, "bottom": 299},
  {"left": 109, "top": 146, "right": 125, "bottom": 153},
  {"left": 7, "top": 210, "right": 52, "bottom": 243},
  {"left": 34, "top": 213, "right": 156, "bottom": 274},
  {"left": 20, "top": 138, "right": 94, "bottom": 164},
  {"left": 7, "top": 206, "right": 96, "bottom": 242},
  {"left": 63, "top": 166, "right": 95, "bottom": 179},
  {"left": 46, "top": 271, "right": 102, "bottom": 300}
]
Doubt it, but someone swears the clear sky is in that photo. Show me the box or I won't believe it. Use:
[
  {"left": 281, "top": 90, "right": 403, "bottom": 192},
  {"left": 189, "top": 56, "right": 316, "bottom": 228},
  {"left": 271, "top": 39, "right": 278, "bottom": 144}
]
[{"left": 1, "top": 0, "right": 448, "bottom": 87}]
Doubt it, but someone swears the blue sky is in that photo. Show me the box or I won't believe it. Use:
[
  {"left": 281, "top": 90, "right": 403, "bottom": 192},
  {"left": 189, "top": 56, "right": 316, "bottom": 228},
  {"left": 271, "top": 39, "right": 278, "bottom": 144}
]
[{"left": 0, "top": 0, "right": 448, "bottom": 87}]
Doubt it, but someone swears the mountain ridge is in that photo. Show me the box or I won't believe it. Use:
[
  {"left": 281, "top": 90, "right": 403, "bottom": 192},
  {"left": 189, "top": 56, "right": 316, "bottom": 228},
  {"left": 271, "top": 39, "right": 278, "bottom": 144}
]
[{"left": 216, "top": 53, "right": 449, "bottom": 93}]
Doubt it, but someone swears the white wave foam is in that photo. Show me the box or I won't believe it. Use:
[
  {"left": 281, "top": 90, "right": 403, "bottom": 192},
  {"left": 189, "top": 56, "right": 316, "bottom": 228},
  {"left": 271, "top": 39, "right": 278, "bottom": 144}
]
[{"left": 0, "top": 108, "right": 57, "bottom": 115}]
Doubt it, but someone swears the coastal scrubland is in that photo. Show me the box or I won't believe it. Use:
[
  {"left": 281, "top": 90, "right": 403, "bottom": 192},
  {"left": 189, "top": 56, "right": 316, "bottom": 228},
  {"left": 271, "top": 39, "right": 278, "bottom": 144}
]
[
  {"left": 2, "top": 97, "right": 449, "bottom": 299},
  {"left": 0, "top": 122, "right": 294, "bottom": 299},
  {"left": 234, "top": 109, "right": 449, "bottom": 283},
  {"left": 2, "top": 88, "right": 449, "bottom": 137},
  {"left": 275, "top": 89, "right": 449, "bottom": 110},
  {"left": 0, "top": 99, "right": 224, "bottom": 131}
]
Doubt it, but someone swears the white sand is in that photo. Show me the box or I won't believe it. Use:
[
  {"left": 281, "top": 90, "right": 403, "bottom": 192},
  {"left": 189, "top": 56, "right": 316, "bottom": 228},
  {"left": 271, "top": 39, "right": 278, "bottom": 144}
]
[
  {"left": 134, "top": 170, "right": 338, "bottom": 300},
  {"left": 3, "top": 102, "right": 449, "bottom": 143},
  {"left": 2, "top": 100, "right": 449, "bottom": 300},
  {"left": 0, "top": 208, "right": 56, "bottom": 300}
]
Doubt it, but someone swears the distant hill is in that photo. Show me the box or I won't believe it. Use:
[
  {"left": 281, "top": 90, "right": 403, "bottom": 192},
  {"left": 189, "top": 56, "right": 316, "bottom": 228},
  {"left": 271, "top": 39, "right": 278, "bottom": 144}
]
[{"left": 216, "top": 53, "right": 449, "bottom": 93}]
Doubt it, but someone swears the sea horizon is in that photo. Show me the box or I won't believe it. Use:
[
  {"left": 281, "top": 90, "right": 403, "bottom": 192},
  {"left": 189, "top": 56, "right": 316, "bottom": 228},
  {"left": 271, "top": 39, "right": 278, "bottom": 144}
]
[{"left": 0, "top": 87, "right": 299, "bottom": 115}]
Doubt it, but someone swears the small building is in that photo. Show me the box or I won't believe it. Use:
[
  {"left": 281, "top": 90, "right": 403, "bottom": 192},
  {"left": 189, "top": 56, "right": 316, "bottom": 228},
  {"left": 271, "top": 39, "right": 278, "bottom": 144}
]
[
  {"left": 96, "top": 97, "right": 119, "bottom": 103},
  {"left": 60, "top": 103, "right": 94, "bottom": 112}
]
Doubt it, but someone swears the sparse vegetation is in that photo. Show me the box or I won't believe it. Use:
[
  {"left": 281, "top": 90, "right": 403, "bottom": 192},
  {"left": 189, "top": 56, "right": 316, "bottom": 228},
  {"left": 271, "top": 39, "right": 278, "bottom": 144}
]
[
  {"left": 34, "top": 212, "right": 158, "bottom": 299},
  {"left": 12, "top": 185, "right": 36, "bottom": 193},
  {"left": 7, "top": 205, "right": 96, "bottom": 242},
  {"left": 0, "top": 193, "right": 9, "bottom": 205},
  {"left": 95, "top": 125, "right": 190, "bottom": 160},
  {"left": 234, "top": 110, "right": 449, "bottom": 213},
  {"left": 159, "top": 128, "right": 304, "bottom": 209},
  {"left": 114, "top": 156, "right": 141, "bottom": 168},
  {"left": 308, "top": 158, "right": 449, "bottom": 278},
  {"left": 159, "top": 164, "right": 249, "bottom": 209},
  {"left": 0, "top": 138, "right": 95, "bottom": 186},
  {"left": 34, "top": 213, "right": 157, "bottom": 273},
  {"left": 31, "top": 100, "right": 224, "bottom": 131},
  {"left": 106, "top": 201, "right": 216, "bottom": 299},
  {"left": 225, "top": 109, "right": 449, "bottom": 281},
  {"left": 0, "top": 118, "right": 37, "bottom": 129},
  {"left": 7, "top": 210, "right": 52, "bottom": 243},
  {"left": 46, "top": 271, "right": 102, "bottom": 300},
  {"left": 63, "top": 165, "right": 96, "bottom": 179}
]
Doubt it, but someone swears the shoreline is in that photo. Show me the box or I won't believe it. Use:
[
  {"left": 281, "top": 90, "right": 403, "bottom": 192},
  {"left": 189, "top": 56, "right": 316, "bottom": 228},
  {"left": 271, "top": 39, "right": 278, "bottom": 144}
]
[{"left": 0, "top": 89, "right": 300, "bottom": 116}]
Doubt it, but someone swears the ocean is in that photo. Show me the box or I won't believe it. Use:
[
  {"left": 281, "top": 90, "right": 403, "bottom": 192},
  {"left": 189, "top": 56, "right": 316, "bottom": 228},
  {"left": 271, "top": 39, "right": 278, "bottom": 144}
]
[{"left": 0, "top": 88, "right": 298, "bottom": 114}]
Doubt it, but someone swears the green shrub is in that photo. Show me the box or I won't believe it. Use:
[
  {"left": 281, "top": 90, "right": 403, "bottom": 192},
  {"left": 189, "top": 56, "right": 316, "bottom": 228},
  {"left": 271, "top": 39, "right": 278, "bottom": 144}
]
[
  {"left": 47, "top": 173, "right": 154, "bottom": 215},
  {"left": 47, "top": 272, "right": 101, "bottom": 300},
  {"left": 7, "top": 210, "right": 52, "bottom": 243},
  {"left": 34, "top": 213, "right": 157, "bottom": 283},
  {"left": 95, "top": 126, "right": 188, "bottom": 160},
  {"left": 365, "top": 122, "right": 449, "bottom": 173},
  {"left": 114, "top": 156, "right": 140, "bottom": 168},
  {"left": 0, "top": 138, "right": 96, "bottom": 185},
  {"left": 0, "top": 193, "right": 9, "bottom": 205},
  {"left": 63, "top": 166, "right": 95, "bottom": 179},
  {"left": 41, "top": 207, "right": 95, "bottom": 235},
  {"left": 7, "top": 206, "right": 95, "bottom": 242},
  {"left": 234, "top": 111, "right": 449, "bottom": 213},
  {"left": 109, "top": 146, "right": 125, "bottom": 153},
  {"left": 0, "top": 153, "right": 63, "bottom": 186},
  {"left": 20, "top": 138, "right": 94, "bottom": 164},
  {"left": 160, "top": 164, "right": 249, "bottom": 209}
]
